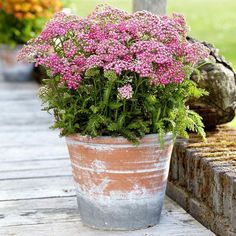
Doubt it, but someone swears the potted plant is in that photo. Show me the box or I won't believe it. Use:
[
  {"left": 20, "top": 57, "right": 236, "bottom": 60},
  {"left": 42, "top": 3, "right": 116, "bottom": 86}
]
[
  {"left": 0, "top": 0, "right": 62, "bottom": 81},
  {"left": 18, "top": 5, "right": 209, "bottom": 230}
]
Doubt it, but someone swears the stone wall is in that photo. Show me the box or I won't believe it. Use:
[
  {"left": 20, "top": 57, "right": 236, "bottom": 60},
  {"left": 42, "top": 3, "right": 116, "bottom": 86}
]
[{"left": 167, "top": 125, "right": 236, "bottom": 236}]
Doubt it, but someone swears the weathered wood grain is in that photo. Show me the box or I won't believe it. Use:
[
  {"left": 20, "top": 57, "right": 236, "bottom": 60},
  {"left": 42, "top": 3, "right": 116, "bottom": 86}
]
[
  {"left": 0, "top": 81, "right": 39, "bottom": 91},
  {"left": 0, "top": 176, "right": 75, "bottom": 201},
  {"left": 0, "top": 197, "right": 214, "bottom": 236},
  {"left": 0, "top": 145, "right": 68, "bottom": 162},
  {"left": 0, "top": 90, "right": 38, "bottom": 101},
  {"left": 0, "top": 167, "right": 71, "bottom": 180},
  {"left": 0, "top": 158, "right": 69, "bottom": 170},
  {"left": 0, "top": 112, "right": 52, "bottom": 126},
  {"left": 0, "top": 130, "right": 65, "bottom": 147},
  {"left": 0, "top": 102, "right": 52, "bottom": 127},
  {"left": 0, "top": 197, "right": 79, "bottom": 227},
  {"left": 0, "top": 124, "right": 51, "bottom": 133},
  {"left": 0, "top": 157, "right": 71, "bottom": 180},
  {"left": 0, "top": 96, "right": 52, "bottom": 127},
  {"left": 0, "top": 100, "right": 41, "bottom": 112},
  {"left": 0, "top": 222, "right": 214, "bottom": 236}
]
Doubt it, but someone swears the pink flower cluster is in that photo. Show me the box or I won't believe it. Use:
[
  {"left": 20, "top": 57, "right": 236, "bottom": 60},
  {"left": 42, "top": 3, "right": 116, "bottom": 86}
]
[
  {"left": 118, "top": 84, "right": 133, "bottom": 99},
  {"left": 18, "top": 5, "right": 209, "bottom": 89}
]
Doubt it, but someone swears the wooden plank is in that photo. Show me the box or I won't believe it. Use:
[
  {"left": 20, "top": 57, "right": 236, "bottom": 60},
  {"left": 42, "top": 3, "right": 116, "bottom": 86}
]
[
  {"left": 0, "top": 100, "right": 50, "bottom": 126},
  {"left": 0, "top": 167, "right": 71, "bottom": 180},
  {"left": 0, "top": 157, "right": 70, "bottom": 171},
  {"left": 0, "top": 100, "right": 41, "bottom": 113},
  {"left": 0, "top": 81, "right": 39, "bottom": 91},
  {"left": 0, "top": 124, "right": 51, "bottom": 132},
  {"left": 0, "top": 112, "right": 51, "bottom": 126},
  {"left": 0, "top": 176, "right": 75, "bottom": 201},
  {"left": 0, "top": 130, "right": 65, "bottom": 147},
  {"left": 0, "top": 197, "right": 191, "bottom": 225},
  {"left": 0, "top": 145, "right": 68, "bottom": 162},
  {"left": 0, "top": 196, "right": 79, "bottom": 227},
  {"left": 0, "top": 158, "right": 71, "bottom": 180},
  {"left": 0, "top": 222, "right": 214, "bottom": 236},
  {"left": 0, "top": 197, "right": 215, "bottom": 236},
  {"left": 0, "top": 98, "right": 51, "bottom": 127},
  {"left": 0, "top": 90, "right": 38, "bottom": 101}
]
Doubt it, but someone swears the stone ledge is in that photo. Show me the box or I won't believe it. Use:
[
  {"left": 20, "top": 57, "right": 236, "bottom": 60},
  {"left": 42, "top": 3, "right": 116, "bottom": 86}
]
[{"left": 167, "top": 125, "right": 236, "bottom": 236}]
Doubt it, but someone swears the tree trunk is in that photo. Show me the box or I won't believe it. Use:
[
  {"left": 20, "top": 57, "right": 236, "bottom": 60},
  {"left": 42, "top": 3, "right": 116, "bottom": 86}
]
[{"left": 133, "top": 0, "right": 167, "bottom": 15}]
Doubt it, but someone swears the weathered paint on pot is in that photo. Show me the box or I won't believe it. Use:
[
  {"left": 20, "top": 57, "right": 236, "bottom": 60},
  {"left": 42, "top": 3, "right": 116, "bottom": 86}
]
[{"left": 66, "top": 133, "right": 173, "bottom": 230}]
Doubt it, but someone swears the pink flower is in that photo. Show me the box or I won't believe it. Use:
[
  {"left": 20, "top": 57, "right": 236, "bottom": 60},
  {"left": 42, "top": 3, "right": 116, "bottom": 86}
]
[
  {"left": 64, "top": 40, "right": 77, "bottom": 58},
  {"left": 18, "top": 5, "right": 209, "bottom": 90},
  {"left": 118, "top": 84, "right": 133, "bottom": 99}
]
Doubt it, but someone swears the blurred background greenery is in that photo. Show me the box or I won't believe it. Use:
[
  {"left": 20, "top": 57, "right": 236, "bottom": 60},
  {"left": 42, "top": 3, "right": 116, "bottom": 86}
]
[
  {"left": 63, "top": 0, "right": 236, "bottom": 127},
  {"left": 0, "top": 0, "right": 62, "bottom": 45}
]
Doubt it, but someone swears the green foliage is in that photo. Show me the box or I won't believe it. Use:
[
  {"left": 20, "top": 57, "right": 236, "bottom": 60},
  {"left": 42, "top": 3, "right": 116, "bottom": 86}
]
[
  {"left": 0, "top": 10, "right": 45, "bottom": 46},
  {"left": 39, "top": 68, "right": 207, "bottom": 143}
]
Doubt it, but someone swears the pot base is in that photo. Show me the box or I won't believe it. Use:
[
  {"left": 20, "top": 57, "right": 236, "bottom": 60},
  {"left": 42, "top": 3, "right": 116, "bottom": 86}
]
[{"left": 76, "top": 188, "right": 165, "bottom": 231}]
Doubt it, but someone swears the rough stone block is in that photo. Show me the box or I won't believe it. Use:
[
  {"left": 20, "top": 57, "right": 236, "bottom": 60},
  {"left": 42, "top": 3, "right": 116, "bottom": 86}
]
[
  {"left": 169, "top": 146, "right": 179, "bottom": 181},
  {"left": 222, "top": 171, "right": 233, "bottom": 219},
  {"left": 189, "top": 198, "right": 213, "bottom": 228},
  {"left": 177, "top": 145, "right": 188, "bottom": 188},
  {"left": 226, "top": 171, "right": 236, "bottom": 232},
  {"left": 166, "top": 182, "right": 189, "bottom": 210},
  {"left": 168, "top": 126, "right": 236, "bottom": 236}
]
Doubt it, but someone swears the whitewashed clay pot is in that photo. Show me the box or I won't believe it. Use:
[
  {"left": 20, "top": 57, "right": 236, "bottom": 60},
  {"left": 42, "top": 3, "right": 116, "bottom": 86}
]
[{"left": 66, "top": 133, "right": 173, "bottom": 230}]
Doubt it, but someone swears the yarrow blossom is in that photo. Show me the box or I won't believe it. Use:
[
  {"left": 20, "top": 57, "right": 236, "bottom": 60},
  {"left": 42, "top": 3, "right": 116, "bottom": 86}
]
[
  {"left": 18, "top": 5, "right": 209, "bottom": 89},
  {"left": 118, "top": 84, "right": 133, "bottom": 99},
  {"left": 20, "top": 5, "right": 210, "bottom": 143}
]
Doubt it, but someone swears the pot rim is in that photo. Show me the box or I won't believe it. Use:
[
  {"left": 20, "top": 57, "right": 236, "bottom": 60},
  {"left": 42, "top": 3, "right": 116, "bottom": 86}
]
[{"left": 66, "top": 132, "right": 173, "bottom": 145}]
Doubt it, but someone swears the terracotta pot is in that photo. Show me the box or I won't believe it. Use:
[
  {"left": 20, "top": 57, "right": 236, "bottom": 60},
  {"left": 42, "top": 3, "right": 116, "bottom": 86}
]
[
  {"left": 0, "top": 44, "right": 33, "bottom": 81},
  {"left": 66, "top": 133, "right": 173, "bottom": 230}
]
